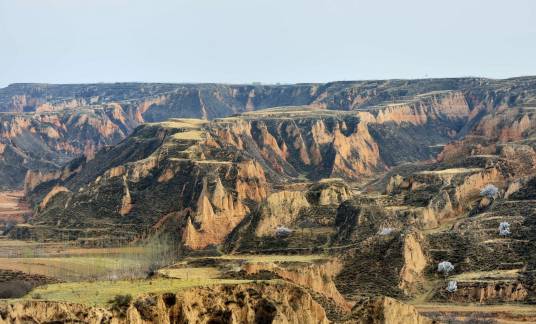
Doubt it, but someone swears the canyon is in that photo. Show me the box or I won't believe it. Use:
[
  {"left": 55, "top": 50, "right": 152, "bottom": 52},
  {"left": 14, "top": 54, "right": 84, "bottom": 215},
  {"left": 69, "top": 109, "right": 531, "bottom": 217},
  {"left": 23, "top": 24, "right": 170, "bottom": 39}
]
[
  {"left": 0, "top": 77, "right": 534, "bottom": 191},
  {"left": 1, "top": 77, "right": 536, "bottom": 323}
]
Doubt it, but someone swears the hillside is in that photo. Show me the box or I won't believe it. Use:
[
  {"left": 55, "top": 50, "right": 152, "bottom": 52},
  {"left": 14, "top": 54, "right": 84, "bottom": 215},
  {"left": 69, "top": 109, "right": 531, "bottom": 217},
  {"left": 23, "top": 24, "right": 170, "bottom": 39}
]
[
  {"left": 0, "top": 77, "right": 536, "bottom": 190},
  {"left": 19, "top": 102, "right": 471, "bottom": 247},
  {"left": 2, "top": 77, "right": 536, "bottom": 323}
]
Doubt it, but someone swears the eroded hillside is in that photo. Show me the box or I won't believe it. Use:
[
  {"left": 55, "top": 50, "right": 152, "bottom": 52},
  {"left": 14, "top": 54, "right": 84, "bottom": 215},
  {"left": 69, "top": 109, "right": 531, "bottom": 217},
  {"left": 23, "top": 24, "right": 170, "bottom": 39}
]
[
  {"left": 2, "top": 77, "right": 536, "bottom": 323},
  {"left": 20, "top": 103, "right": 471, "bottom": 248},
  {"left": 1, "top": 77, "right": 535, "bottom": 190}
]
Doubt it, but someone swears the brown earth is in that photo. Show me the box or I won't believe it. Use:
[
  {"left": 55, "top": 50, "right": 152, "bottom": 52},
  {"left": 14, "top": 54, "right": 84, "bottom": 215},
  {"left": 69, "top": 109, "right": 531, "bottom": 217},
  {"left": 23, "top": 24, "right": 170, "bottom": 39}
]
[{"left": 0, "top": 191, "right": 31, "bottom": 226}]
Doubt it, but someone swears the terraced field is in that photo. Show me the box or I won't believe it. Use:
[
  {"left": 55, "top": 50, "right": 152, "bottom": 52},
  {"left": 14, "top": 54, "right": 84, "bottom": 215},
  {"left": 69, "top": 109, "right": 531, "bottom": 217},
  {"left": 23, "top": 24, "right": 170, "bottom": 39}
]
[{"left": 24, "top": 278, "right": 254, "bottom": 306}]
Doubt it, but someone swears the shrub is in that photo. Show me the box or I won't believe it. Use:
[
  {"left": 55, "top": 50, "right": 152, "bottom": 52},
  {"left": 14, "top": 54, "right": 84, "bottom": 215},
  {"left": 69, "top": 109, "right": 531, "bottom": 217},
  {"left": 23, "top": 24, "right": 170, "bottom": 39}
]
[
  {"left": 499, "top": 222, "right": 511, "bottom": 236},
  {"left": 480, "top": 184, "right": 499, "bottom": 199},
  {"left": 446, "top": 280, "right": 457, "bottom": 293},
  {"left": 108, "top": 294, "right": 133, "bottom": 316},
  {"left": 438, "top": 261, "right": 454, "bottom": 275},
  {"left": 134, "top": 296, "right": 157, "bottom": 320},
  {"left": 31, "top": 293, "right": 42, "bottom": 299}
]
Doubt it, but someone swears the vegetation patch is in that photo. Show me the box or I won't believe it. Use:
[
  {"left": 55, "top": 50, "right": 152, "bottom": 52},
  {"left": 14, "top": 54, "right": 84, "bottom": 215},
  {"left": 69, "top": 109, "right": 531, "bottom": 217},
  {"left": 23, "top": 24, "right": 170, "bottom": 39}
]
[{"left": 24, "top": 278, "right": 253, "bottom": 306}]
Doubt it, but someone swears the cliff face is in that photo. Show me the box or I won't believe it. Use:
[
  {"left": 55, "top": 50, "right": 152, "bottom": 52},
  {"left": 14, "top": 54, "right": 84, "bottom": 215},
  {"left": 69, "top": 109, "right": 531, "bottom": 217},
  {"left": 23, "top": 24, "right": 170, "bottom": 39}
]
[
  {"left": 0, "top": 106, "right": 134, "bottom": 190},
  {"left": 22, "top": 102, "right": 471, "bottom": 248},
  {"left": 334, "top": 229, "right": 428, "bottom": 299},
  {"left": 0, "top": 283, "right": 328, "bottom": 324},
  {"left": 209, "top": 102, "right": 466, "bottom": 182},
  {"left": 5, "top": 78, "right": 536, "bottom": 320},
  {"left": 23, "top": 119, "right": 269, "bottom": 248},
  {"left": 347, "top": 296, "right": 433, "bottom": 324},
  {"left": 0, "top": 282, "right": 440, "bottom": 323},
  {"left": 1, "top": 76, "right": 536, "bottom": 190},
  {"left": 242, "top": 259, "right": 352, "bottom": 311}
]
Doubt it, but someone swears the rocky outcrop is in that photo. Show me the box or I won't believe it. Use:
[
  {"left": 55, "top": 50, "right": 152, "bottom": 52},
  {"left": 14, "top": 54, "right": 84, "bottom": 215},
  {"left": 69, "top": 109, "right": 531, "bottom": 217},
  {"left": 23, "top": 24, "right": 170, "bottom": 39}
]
[
  {"left": 225, "top": 179, "right": 352, "bottom": 253},
  {"left": 346, "top": 296, "right": 433, "bottom": 324},
  {"left": 471, "top": 108, "right": 536, "bottom": 142},
  {"left": 311, "top": 179, "right": 352, "bottom": 206},
  {"left": 158, "top": 283, "right": 328, "bottom": 324},
  {"left": 440, "top": 281, "right": 528, "bottom": 304},
  {"left": 208, "top": 106, "right": 464, "bottom": 182},
  {"left": 0, "top": 107, "right": 134, "bottom": 190},
  {"left": 0, "top": 300, "right": 111, "bottom": 324},
  {"left": 254, "top": 191, "right": 310, "bottom": 237},
  {"left": 182, "top": 165, "right": 266, "bottom": 249},
  {"left": 25, "top": 119, "right": 270, "bottom": 248},
  {"left": 399, "top": 231, "right": 427, "bottom": 293},
  {"left": 1, "top": 76, "right": 536, "bottom": 191},
  {"left": 384, "top": 165, "right": 506, "bottom": 228},
  {"left": 242, "top": 259, "right": 352, "bottom": 310},
  {"left": 39, "top": 185, "right": 69, "bottom": 210},
  {"left": 0, "top": 283, "right": 328, "bottom": 324},
  {"left": 27, "top": 104, "right": 470, "bottom": 248},
  {"left": 335, "top": 226, "right": 429, "bottom": 299}
]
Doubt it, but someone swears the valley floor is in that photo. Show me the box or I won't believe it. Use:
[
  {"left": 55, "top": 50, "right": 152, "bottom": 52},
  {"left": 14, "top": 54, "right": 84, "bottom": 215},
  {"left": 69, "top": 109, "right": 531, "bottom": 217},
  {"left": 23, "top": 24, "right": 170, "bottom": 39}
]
[{"left": 2, "top": 242, "right": 536, "bottom": 323}]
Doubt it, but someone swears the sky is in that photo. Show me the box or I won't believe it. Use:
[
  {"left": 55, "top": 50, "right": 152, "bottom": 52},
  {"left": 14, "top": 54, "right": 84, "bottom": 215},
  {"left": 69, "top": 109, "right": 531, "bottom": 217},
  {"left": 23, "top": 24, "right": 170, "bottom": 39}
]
[{"left": 0, "top": 0, "right": 535, "bottom": 87}]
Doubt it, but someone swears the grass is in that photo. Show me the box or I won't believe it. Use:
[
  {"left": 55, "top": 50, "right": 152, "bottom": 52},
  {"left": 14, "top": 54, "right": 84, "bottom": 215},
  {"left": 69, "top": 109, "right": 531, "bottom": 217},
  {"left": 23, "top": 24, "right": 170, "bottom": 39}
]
[
  {"left": 147, "top": 118, "right": 208, "bottom": 140},
  {"left": 414, "top": 303, "right": 536, "bottom": 314},
  {"left": 0, "top": 242, "right": 144, "bottom": 256},
  {"left": 417, "top": 168, "right": 482, "bottom": 175},
  {"left": 155, "top": 118, "right": 208, "bottom": 129},
  {"left": 0, "top": 239, "right": 143, "bottom": 257},
  {"left": 24, "top": 278, "right": 253, "bottom": 306},
  {"left": 0, "top": 256, "right": 146, "bottom": 281},
  {"left": 209, "top": 254, "right": 328, "bottom": 263},
  {"left": 158, "top": 267, "right": 221, "bottom": 279},
  {"left": 450, "top": 269, "right": 520, "bottom": 282},
  {"left": 0, "top": 239, "right": 38, "bottom": 247},
  {"left": 171, "top": 130, "right": 205, "bottom": 140},
  {"left": 216, "top": 106, "right": 357, "bottom": 121},
  {"left": 0, "top": 235, "right": 179, "bottom": 281}
]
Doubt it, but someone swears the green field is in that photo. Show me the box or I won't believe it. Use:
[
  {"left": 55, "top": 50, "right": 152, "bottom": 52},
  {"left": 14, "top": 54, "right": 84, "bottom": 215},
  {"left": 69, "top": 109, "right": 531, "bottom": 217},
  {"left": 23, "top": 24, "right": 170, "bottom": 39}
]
[
  {"left": 159, "top": 267, "right": 221, "bottom": 279},
  {"left": 210, "top": 254, "right": 329, "bottom": 263},
  {"left": 26, "top": 278, "right": 253, "bottom": 306},
  {"left": 0, "top": 256, "right": 149, "bottom": 281}
]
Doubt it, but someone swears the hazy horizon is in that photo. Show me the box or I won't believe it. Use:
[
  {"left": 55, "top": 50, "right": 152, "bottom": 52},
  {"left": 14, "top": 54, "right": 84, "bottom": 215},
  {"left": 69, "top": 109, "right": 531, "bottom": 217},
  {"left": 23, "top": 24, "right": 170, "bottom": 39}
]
[
  {"left": 1, "top": 0, "right": 535, "bottom": 87},
  {"left": 2, "top": 74, "right": 536, "bottom": 88}
]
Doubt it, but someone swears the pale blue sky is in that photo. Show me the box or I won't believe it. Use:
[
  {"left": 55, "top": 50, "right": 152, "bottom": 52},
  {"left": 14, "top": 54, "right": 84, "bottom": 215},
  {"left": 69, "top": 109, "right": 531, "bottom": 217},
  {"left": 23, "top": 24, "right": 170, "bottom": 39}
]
[{"left": 0, "top": 0, "right": 535, "bottom": 87}]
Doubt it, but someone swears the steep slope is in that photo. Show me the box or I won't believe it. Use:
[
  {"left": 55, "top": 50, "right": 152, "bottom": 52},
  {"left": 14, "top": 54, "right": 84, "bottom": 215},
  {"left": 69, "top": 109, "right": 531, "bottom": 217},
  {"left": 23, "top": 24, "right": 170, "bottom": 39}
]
[
  {"left": 21, "top": 119, "right": 269, "bottom": 248},
  {"left": 3, "top": 77, "right": 536, "bottom": 116},
  {"left": 19, "top": 101, "right": 471, "bottom": 248},
  {"left": 5, "top": 78, "right": 536, "bottom": 323},
  {"left": 0, "top": 106, "right": 134, "bottom": 189},
  {"left": 0, "top": 282, "right": 329, "bottom": 324},
  {"left": 1, "top": 76, "right": 535, "bottom": 189}
]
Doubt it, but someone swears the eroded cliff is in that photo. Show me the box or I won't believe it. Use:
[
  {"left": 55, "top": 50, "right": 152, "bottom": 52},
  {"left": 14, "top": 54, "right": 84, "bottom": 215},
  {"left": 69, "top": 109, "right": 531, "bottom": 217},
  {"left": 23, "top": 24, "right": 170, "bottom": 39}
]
[{"left": 0, "top": 283, "right": 328, "bottom": 324}]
